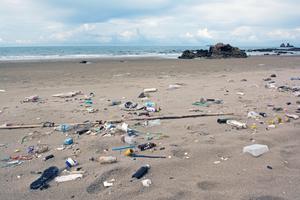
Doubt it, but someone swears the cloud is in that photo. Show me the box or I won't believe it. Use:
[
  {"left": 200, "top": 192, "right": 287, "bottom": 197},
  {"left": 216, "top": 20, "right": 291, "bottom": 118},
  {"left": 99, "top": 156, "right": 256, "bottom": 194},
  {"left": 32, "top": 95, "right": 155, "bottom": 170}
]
[
  {"left": 15, "top": 39, "right": 32, "bottom": 44},
  {"left": 267, "top": 28, "right": 300, "bottom": 39},
  {"left": 119, "top": 31, "right": 137, "bottom": 40},
  {"left": 197, "top": 28, "right": 213, "bottom": 39},
  {"left": 1, "top": 0, "right": 300, "bottom": 46}
]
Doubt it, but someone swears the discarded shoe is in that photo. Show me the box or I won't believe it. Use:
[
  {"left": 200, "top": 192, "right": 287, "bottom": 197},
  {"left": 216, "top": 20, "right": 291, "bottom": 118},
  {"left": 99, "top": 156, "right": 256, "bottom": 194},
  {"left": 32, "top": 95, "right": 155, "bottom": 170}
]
[{"left": 30, "top": 166, "right": 59, "bottom": 190}]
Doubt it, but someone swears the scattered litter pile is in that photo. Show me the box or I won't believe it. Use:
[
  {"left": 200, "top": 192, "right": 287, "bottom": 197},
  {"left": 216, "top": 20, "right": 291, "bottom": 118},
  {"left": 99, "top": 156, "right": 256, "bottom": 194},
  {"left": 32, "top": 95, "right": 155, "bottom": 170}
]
[{"left": 0, "top": 73, "right": 299, "bottom": 197}]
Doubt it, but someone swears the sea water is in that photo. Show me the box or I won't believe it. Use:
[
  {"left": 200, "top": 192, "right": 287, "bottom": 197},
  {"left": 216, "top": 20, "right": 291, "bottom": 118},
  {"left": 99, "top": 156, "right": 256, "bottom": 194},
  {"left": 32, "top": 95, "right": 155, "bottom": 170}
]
[
  {"left": 0, "top": 46, "right": 202, "bottom": 61},
  {"left": 0, "top": 45, "right": 298, "bottom": 61}
]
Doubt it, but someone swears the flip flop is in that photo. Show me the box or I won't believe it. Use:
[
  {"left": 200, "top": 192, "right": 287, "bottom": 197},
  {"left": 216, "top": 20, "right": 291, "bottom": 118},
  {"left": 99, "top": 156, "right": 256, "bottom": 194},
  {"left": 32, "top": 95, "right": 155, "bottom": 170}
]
[{"left": 30, "top": 166, "right": 59, "bottom": 190}]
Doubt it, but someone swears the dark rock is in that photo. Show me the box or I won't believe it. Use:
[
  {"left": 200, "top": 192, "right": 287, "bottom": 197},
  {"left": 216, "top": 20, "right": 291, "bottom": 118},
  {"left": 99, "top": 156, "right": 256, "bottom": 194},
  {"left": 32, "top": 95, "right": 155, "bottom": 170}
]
[
  {"left": 178, "top": 50, "right": 197, "bottom": 59},
  {"left": 195, "top": 49, "right": 210, "bottom": 57},
  {"left": 249, "top": 47, "right": 300, "bottom": 53},
  {"left": 178, "top": 43, "right": 247, "bottom": 59},
  {"left": 286, "top": 43, "right": 294, "bottom": 47},
  {"left": 280, "top": 43, "right": 286, "bottom": 47},
  {"left": 79, "top": 60, "right": 88, "bottom": 64},
  {"left": 270, "top": 74, "right": 277, "bottom": 78},
  {"left": 208, "top": 43, "right": 247, "bottom": 58}
]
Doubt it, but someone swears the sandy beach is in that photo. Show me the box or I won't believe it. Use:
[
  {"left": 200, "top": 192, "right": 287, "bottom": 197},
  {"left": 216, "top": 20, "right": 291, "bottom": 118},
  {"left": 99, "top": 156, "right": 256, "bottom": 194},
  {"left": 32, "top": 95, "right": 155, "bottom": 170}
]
[{"left": 1, "top": 56, "right": 300, "bottom": 200}]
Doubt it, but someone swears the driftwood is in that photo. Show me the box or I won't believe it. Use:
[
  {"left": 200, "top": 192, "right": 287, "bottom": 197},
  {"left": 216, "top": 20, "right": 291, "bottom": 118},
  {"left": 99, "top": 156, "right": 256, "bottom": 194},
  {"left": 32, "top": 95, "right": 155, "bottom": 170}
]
[
  {"left": 0, "top": 113, "right": 233, "bottom": 130},
  {"left": 127, "top": 112, "right": 234, "bottom": 121}
]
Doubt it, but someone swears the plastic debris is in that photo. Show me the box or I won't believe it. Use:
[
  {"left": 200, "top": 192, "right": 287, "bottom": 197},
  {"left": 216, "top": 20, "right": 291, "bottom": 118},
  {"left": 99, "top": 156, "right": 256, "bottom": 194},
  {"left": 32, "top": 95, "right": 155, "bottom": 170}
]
[
  {"left": 103, "top": 179, "right": 115, "bottom": 187},
  {"left": 217, "top": 118, "right": 229, "bottom": 124},
  {"left": 55, "top": 174, "right": 83, "bottom": 183},
  {"left": 291, "top": 77, "right": 300, "bottom": 80},
  {"left": 43, "top": 155, "right": 54, "bottom": 161},
  {"left": 226, "top": 120, "right": 247, "bottom": 129},
  {"left": 121, "top": 101, "right": 144, "bottom": 111},
  {"left": 138, "top": 142, "right": 156, "bottom": 151},
  {"left": 108, "top": 100, "right": 122, "bottom": 106},
  {"left": 65, "top": 158, "right": 78, "bottom": 168},
  {"left": 1, "top": 160, "right": 23, "bottom": 168},
  {"left": 124, "top": 135, "right": 137, "bottom": 145},
  {"left": 84, "top": 100, "right": 93, "bottom": 105},
  {"left": 243, "top": 144, "right": 269, "bottom": 157},
  {"left": 124, "top": 149, "right": 166, "bottom": 158},
  {"left": 52, "top": 91, "right": 81, "bottom": 98},
  {"left": 247, "top": 111, "right": 262, "bottom": 119},
  {"left": 168, "top": 84, "right": 181, "bottom": 90},
  {"left": 55, "top": 124, "right": 74, "bottom": 133},
  {"left": 286, "top": 113, "right": 299, "bottom": 120},
  {"left": 132, "top": 165, "right": 150, "bottom": 179},
  {"left": 112, "top": 145, "right": 135, "bottom": 151},
  {"left": 143, "top": 88, "right": 157, "bottom": 93},
  {"left": 23, "top": 95, "right": 39, "bottom": 103},
  {"left": 193, "top": 98, "right": 222, "bottom": 107},
  {"left": 64, "top": 138, "right": 73, "bottom": 145},
  {"left": 138, "top": 92, "right": 149, "bottom": 99},
  {"left": 97, "top": 156, "right": 117, "bottom": 164},
  {"left": 86, "top": 108, "right": 98, "bottom": 113},
  {"left": 141, "top": 179, "right": 152, "bottom": 187}
]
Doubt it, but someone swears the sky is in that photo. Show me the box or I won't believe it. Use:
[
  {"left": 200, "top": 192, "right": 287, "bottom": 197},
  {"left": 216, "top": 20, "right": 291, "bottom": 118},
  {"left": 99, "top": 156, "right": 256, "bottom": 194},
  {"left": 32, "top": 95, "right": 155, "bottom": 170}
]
[{"left": 0, "top": 0, "right": 299, "bottom": 46}]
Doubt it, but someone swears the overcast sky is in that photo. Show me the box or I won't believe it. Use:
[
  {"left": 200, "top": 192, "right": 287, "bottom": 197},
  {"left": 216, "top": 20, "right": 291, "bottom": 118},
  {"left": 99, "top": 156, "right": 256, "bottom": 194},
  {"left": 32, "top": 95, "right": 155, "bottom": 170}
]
[{"left": 0, "top": 0, "right": 299, "bottom": 46}]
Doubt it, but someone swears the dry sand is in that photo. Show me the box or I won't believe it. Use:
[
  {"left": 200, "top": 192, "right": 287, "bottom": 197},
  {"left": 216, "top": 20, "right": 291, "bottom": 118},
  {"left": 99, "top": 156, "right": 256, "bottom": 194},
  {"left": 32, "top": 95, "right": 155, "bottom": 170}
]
[{"left": 0, "top": 56, "right": 300, "bottom": 200}]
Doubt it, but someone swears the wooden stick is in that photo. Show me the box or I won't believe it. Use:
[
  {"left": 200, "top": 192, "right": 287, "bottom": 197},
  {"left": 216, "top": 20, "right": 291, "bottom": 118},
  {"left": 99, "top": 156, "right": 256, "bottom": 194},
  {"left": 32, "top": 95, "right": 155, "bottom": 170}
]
[
  {"left": 0, "top": 113, "right": 233, "bottom": 130},
  {"left": 127, "top": 112, "right": 234, "bottom": 121},
  {"left": 0, "top": 124, "right": 43, "bottom": 129}
]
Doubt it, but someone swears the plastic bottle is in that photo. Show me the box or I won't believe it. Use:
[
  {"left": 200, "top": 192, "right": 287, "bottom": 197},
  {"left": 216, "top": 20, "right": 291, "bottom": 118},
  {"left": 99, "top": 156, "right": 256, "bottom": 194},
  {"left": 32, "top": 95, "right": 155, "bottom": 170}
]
[
  {"left": 65, "top": 158, "right": 78, "bottom": 168},
  {"left": 64, "top": 138, "right": 73, "bottom": 145},
  {"left": 226, "top": 120, "right": 247, "bottom": 129},
  {"left": 132, "top": 164, "right": 150, "bottom": 179},
  {"left": 98, "top": 156, "right": 117, "bottom": 164},
  {"left": 143, "top": 88, "right": 157, "bottom": 93},
  {"left": 217, "top": 118, "right": 229, "bottom": 124},
  {"left": 56, "top": 124, "right": 74, "bottom": 133},
  {"left": 43, "top": 154, "right": 54, "bottom": 161},
  {"left": 138, "top": 142, "right": 156, "bottom": 151}
]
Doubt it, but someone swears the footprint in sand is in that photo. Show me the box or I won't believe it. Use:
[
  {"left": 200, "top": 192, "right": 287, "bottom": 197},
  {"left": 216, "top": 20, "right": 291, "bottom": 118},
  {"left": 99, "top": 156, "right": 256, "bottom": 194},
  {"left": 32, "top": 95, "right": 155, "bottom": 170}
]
[
  {"left": 248, "top": 195, "right": 285, "bottom": 200},
  {"left": 197, "top": 180, "right": 219, "bottom": 191},
  {"left": 156, "top": 191, "right": 190, "bottom": 200},
  {"left": 280, "top": 144, "right": 300, "bottom": 169},
  {"left": 86, "top": 167, "right": 129, "bottom": 194}
]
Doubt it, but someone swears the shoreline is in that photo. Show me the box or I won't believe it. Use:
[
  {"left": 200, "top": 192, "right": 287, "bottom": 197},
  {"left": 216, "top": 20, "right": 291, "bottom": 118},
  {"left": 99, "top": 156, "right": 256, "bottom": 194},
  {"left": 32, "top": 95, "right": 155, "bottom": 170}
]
[{"left": 1, "top": 54, "right": 300, "bottom": 64}]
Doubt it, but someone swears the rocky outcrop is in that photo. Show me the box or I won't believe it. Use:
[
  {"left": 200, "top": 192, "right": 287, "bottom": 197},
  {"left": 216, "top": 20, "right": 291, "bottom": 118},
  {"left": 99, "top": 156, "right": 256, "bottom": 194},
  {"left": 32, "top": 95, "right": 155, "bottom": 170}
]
[
  {"left": 178, "top": 50, "right": 197, "bottom": 59},
  {"left": 280, "top": 43, "right": 294, "bottom": 48},
  {"left": 208, "top": 43, "right": 247, "bottom": 58},
  {"left": 178, "top": 43, "right": 247, "bottom": 59}
]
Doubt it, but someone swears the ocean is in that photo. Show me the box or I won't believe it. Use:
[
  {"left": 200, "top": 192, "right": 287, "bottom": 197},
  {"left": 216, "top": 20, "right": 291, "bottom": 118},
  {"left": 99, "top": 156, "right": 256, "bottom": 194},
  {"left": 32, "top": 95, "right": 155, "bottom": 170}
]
[
  {"left": 0, "top": 46, "right": 298, "bottom": 61},
  {"left": 0, "top": 46, "right": 197, "bottom": 61}
]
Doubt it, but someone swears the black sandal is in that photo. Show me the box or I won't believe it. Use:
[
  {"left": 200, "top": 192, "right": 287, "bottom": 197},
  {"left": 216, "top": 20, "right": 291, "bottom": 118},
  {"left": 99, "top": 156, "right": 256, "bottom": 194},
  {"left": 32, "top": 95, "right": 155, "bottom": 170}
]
[{"left": 30, "top": 166, "right": 59, "bottom": 190}]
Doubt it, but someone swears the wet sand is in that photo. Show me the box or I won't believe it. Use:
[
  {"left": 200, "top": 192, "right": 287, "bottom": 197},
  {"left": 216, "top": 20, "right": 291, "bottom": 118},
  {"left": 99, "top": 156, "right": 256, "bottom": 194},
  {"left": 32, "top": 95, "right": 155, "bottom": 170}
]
[{"left": 0, "top": 56, "right": 300, "bottom": 200}]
